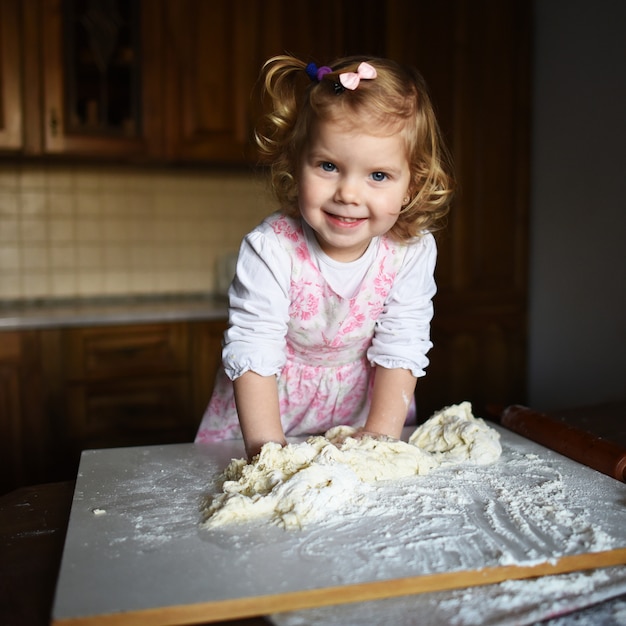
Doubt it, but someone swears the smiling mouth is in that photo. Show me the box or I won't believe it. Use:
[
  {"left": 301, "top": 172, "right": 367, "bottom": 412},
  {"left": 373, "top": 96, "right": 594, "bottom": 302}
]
[{"left": 325, "top": 212, "right": 365, "bottom": 224}]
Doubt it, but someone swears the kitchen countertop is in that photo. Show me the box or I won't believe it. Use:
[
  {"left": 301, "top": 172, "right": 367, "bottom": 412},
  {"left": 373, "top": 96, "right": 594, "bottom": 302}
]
[{"left": 0, "top": 294, "right": 228, "bottom": 330}]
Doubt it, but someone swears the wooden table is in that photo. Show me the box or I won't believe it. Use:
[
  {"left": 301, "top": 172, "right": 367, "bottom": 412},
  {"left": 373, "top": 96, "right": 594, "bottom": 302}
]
[{"left": 0, "top": 481, "right": 267, "bottom": 626}]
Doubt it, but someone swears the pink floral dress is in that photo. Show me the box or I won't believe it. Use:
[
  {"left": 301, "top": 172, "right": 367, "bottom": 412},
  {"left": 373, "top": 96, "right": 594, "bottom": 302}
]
[{"left": 195, "top": 214, "right": 411, "bottom": 443}]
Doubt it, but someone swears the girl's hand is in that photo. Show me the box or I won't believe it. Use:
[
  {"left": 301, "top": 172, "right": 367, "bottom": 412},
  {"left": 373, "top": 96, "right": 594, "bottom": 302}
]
[
  {"left": 350, "top": 429, "right": 399, "bottom": 442},
  {"left": 328, "top": 427, "right": 398, "bottom": 447},
  {"left": 245, "top": 436, "right": 287, "bottom": 461}
]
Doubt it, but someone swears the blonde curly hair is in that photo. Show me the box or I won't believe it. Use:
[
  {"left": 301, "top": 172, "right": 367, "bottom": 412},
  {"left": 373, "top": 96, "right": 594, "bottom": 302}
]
[{"left": 254, "top": 55, "right": 454, "bottom": 241}]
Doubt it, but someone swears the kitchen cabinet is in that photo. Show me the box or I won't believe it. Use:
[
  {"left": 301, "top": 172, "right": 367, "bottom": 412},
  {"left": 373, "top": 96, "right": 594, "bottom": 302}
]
[
  {"left": 60, "top": 322, "right": 193, "bottom": 449},
  {"left": 0, "top": 0, "right": 23, "bottom": 151},
  {"left": 33, "top": 0, "right": 163, "bottom": 158},
  {"left": 4, "top": 0, "right": 378, "bottom": 161},
  {"left": 0, "top": 331, "right": 47, "bottom": 494},
  {"left": 3, "top": 0, "right": 410, "bottom": 162},
  {"left": 0, "top": 318, "right": 227, "bottom": 494},
  {"left": 159, "top": 0, "right": 260, "bottom": 163},
  {"left": 188, "top": 320, "right": 228, "bottom": 423},
  {"left": 22, "top": 0, "right": 161, "bottom": 160},
  {"left": 14, "top": 0, "right": 254, "bottom": 161},
  {"left": 158, "top": 0, "right": 387, "bottom": 163}
]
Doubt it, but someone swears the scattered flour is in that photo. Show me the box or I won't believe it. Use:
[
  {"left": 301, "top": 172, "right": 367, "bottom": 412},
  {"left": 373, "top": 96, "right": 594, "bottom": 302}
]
[
  {"left": 270, "top": 567, "right": 626, "bottom": 626},
  {"left": 202, "top": 402, "right": 501, "bottom": 529}
]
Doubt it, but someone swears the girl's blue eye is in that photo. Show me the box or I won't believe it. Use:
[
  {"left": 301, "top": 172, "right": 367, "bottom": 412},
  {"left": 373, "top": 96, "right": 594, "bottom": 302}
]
[
  {"left": 321, "top": 162, "right": 336, "bottom": 172},
  {"left": 371, "top": 171, "right": 387, "bottom": 182}
]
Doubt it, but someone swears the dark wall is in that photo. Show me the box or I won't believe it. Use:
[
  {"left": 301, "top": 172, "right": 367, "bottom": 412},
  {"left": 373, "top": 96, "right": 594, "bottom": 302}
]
[{"left": 528, "top": 0, "right": 626, "bottom": 409}]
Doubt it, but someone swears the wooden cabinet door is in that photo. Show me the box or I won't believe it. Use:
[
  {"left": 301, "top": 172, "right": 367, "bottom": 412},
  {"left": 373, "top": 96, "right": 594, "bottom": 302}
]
[
  {"left": 0, "top": 0, "right": 23, "bottom": 151},
  {"left": 38, "top": 0, "right": 162, "bottom": 158},
  {"left": 62, "top": 322, "right": 192, "bottom": 439},
  {"left": 0, "top": 332, "right": 46, "bottom": 495},
  {"left": 160, "top": 0, "right": 262, "bottom": 163},
  {"left": 66, "top": 376, "right": 193, "bottom": 447},
  {"left": 256, "top": 0, "right": 386, "bottom": 62},
  {"left": 63, "top": 322, "right": 189, "bottom": 380},
  {"left": 159, "top": 0, "right": 393, "bottom": 164},
  {"left": 0, "top": 334, "right": 23, "bottom": 494},
  {"left": 189, "top": 320, "right": 228, "bottom": 426}
]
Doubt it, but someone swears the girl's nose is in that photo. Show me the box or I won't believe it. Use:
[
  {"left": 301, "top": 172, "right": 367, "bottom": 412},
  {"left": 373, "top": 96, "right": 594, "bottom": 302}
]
[{"left": 334, "top": 177, "right": 360, "bottom": 205}]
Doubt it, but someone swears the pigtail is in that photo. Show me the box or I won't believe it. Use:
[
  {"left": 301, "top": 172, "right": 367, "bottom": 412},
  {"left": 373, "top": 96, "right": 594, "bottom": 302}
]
[
  {"left": 254, "top": 56, "right": 314, "bottom": 213},
  {"left": 254, "top": 56, "right": 308, "bottom": 162}
]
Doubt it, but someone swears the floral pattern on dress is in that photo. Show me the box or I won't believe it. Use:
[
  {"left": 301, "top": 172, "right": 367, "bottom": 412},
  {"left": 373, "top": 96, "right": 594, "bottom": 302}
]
[{"left": 195, "top": 213, "right": 407, "bottom": 443}]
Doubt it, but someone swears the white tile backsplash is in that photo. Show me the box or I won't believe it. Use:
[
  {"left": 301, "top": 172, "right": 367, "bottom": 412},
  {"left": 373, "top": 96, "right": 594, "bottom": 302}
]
[{"left": 0, "top": 164, "right": 275, "bottom": 300}]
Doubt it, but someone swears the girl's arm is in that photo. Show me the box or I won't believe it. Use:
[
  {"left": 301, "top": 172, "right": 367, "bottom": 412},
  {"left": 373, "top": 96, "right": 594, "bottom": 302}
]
[
  {"left": 234, "top": 371, "right": 286, "bottom": 459},
  {"left": 365, "top": 235, "right": 437, "bottom": 439},
  {"left": 223, "top": 219, "right": 291, "bottom": 458},
  {"left": 363, "top": 365, "right": 417, "bottom": 439}
]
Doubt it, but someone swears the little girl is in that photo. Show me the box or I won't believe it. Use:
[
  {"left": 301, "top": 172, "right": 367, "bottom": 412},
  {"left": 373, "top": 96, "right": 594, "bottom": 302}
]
[{"left": 196, "top": 55, "right": 454, "bottom": 458}]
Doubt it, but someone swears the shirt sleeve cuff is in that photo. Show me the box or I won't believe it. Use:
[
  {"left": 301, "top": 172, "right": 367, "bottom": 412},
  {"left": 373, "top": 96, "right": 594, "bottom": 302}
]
[
  {"left": 367, "top": 352, "right": 431, "bottom": 378},
  {"left": 223, "top": 349, "right": 284, "bottom": 381}
]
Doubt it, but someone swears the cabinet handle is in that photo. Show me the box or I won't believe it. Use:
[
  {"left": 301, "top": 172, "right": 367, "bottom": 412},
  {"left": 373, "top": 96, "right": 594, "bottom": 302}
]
[{"left": 50, "top": 109, "right": 59, "bottom": 136}]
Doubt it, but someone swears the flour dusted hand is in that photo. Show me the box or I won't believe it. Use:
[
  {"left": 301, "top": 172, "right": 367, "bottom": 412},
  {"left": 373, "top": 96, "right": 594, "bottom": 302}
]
[{"left": 201, "top": 403, "right": 501, "bottom": 530}]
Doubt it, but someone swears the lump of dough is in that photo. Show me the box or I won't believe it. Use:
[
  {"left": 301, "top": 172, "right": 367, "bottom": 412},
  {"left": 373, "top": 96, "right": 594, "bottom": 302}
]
[
  {"left": 328, "top": 431, "right": 439, "bottom": 482},
  {"left": 202, "top": 433, "right": 437, "bottom": 530},
  {"left": 409, "top": 401, "right": 502, "bottom": 465},
  {"left": 202, "top": 402, "right": 501, "bottom": 530},
  {"left": 202, "top": 439, "right": 367, "bottom": 529}
]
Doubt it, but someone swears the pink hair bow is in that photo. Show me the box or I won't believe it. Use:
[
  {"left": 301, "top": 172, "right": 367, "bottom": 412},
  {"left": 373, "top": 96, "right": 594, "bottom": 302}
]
[{"left": 339, "top": 62, "right": 377, "bottom": 90}]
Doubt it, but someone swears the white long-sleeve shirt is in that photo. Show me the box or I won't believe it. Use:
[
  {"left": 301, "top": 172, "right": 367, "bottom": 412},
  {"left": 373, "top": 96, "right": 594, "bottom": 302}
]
[{"left": 222, "top": 215, "right": 437, "bottom": 381}]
